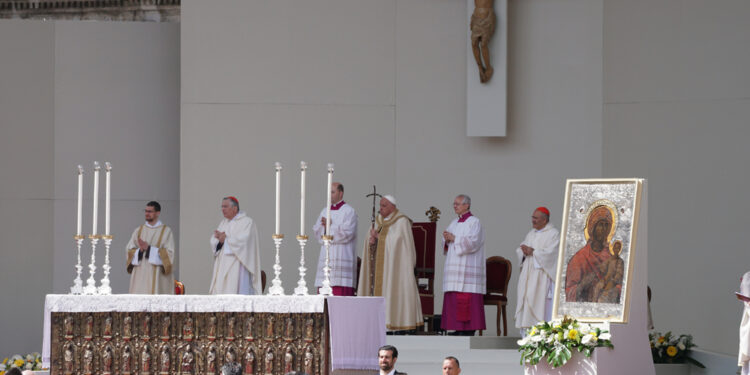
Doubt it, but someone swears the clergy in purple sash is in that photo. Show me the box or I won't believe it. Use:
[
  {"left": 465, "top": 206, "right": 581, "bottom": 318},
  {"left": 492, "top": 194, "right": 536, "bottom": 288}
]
[
  {"left": 441, "top": 194, "right": 486, "bottom": 335},
  {"left": 313, "top": 182, "right": 358, "bottom": 296}
]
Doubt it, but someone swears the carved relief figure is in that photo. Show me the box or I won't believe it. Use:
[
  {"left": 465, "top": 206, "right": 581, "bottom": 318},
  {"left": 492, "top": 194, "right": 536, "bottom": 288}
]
[
  {"left": 102, "top": 345, "right": 113, "bottom": 374},
  {"left": 143, "top": 314, "right": 152, "bottom": 337},
  {"left": 161, "top": 315, "right": 171, "bottom": 339},
  {"left": 470, "top": 0, "right": 496, "bottom": 83},
  {"left": 63, "top": 343, "right": 74, "bottom": 374},
  {"left": 82, "top": 343, "right": 94, "bottom": 374},
  {"left": 304, "top": 347, "right": 314, "bottom": 375},
  {"left": 244, "top": 316, "right": 255, "bottom": 341},
  {"left": 207, "top": 315, "right": 217, "bottom": 339},
  {"left": 181, "top": 345, "right": 195, "bottom": 374},
  {"left": 160, "top": 345, "right": 171, "bottom": 374},
  {"left": 207, "top": 346, "right": 217, "bottom": 374},
  {"left": 122, "top": 345, "right": 133, "bottom": 373},
  {"left": 284, "top": 317, "right": 294, "bottom": 340},
  {"left": 244, "top": 348, "right": 256, "bottom": 375},
  {"left": 304, "top": 318, "right": 314, "bottom": 341},
  {"left": 84, "top": 315, "right": 94, "bottom": 339},
  {"left": 183, "top": 315, "right": 194, "bottom": 340},
  {"left": 123, "top": 315, "right": 133, "bottom": 339},
  {"left": 227, "top": 315, "right": 236, "bottom": 340},
  {"left": 264, "top": 348, "right": 274, "bottom": 375},
  {"left": 283, "top": 346, "right": 294, "bottom": 373},
  {"left": 142, "top": 345, "right": 152, "bottom": 373},
  {"left": 265, "top": 316, "right": 274, "bottom": 340},
  {"left": 64, "top": 315, "right": 74, "bottom": 338},
  {"left": 103, "top": 315, "right": 113, "bottom": 339}
]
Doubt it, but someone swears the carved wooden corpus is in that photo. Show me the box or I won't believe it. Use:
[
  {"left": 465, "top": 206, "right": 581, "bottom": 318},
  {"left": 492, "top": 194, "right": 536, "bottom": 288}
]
[{"left": 51, "top": 312, "right": 327, "bottom": 375}]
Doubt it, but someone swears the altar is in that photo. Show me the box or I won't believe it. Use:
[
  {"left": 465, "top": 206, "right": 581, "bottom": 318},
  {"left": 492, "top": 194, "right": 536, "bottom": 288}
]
[{"left": 43, "top": 294, "right": 384, "bottom": 375}]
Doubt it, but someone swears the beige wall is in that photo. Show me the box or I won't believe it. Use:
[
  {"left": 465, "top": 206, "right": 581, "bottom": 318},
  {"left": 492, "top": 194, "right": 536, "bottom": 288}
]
[
  {"left": 0, "top": 20, "right": 180, "bottom": 357},
  {"left": 603, "top": 0, "right": 750, "bottom": 354},
  {"left": 181, "top": 0, "right": 603, "bottom": 337}
]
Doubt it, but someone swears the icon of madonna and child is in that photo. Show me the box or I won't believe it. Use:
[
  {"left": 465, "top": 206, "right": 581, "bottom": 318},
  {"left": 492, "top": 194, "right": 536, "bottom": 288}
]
[{"left": 564, "top": 202, "right": 625, "bottom": 304}]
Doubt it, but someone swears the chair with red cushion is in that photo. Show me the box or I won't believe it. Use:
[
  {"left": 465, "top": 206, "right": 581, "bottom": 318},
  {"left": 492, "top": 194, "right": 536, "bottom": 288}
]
[{"left": 480, "top": 256, "right": 512, "bottom": 336}]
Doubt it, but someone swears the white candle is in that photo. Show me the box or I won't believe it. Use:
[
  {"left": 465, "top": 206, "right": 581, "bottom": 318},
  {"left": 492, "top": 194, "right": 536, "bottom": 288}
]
[
  {"left": 105, "top": 162, "right": 111, "bottom": 235},
  {"left": 300, "top": 161, "right": 307, "bottom": 236},
  {"left": 275, "top": 162, "right": 282, "bottom": 234},
  {"left": 325, "top": 163, "right": 334, "bottom": 236},
  {"left": 92, "top": 161, "right": 100, "bottom": 235},
  {"left": 76, "top": 165, "right": 84, "bottom": 236}
]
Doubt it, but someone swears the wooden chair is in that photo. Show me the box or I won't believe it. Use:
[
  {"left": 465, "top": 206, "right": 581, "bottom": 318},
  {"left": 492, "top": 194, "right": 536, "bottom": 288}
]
[
  {"left": 480, "top": 256, "right": 512, "bottom": 336},
  {"left": 261, "top": 270, "right": 267, "bottom": 294},
  {"left": 412, "top": 207, "right": 441, "bottom": 332}
]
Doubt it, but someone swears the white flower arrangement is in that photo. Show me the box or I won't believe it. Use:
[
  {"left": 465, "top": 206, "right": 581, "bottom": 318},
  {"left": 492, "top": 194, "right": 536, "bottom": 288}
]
[
  {"left": 0, "top": 352, "right": 45, "bottom": 374},
  {"left": 518, "top": 317, "right": 614, "bottom": 368}
]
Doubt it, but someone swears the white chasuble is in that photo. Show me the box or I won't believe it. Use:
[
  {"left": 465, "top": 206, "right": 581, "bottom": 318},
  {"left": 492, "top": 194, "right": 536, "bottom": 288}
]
[
  {"left": 740, "top": 271, "right": 750, "bottom": 371},
  {"left": 514, "top": 224, "right": 560, "bottom": 329},
  {"left": 357, "top": 210, "right": 423, "bottom": 330},
  {"left": 442, "top": 215, "right": 486, "bottom": 294},
  {"left": 312, "top": 202, "right": 358, "bottom": 288},
  {"left": 209, "top": 211, "right": 262, "bottom": 295},
  {"left": 126, "top": 221, "right": 175, "bottom": 294}
]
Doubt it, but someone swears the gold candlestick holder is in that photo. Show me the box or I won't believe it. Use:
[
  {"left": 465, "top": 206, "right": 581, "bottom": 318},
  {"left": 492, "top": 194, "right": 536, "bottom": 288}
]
[
  {"left": 82, "top": 234, "right": 101, "bottom": 295},
  {"left": 69, "top": 235, "right": 85, "bottom": 294},
  {"left": 268, "top": 234, "right": 285, "bottom": 295},
  {"left": 319, "top": 234, "right": 334, "bottom": 296},
  {"left": 293, "top": 235, "right": 309, "bottom": 296}
]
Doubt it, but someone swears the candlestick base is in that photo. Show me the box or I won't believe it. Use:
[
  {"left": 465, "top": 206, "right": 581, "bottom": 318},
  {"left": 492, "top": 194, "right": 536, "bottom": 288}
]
[
  {"left": 319, "top": 235, "right": 334, "bottom": 296},
  {"left": 293, "top": 235, "right": 309, "bottom": 296},
  {"left": 82, "top": 235, "right": 100, "bottom": 295},
  {"left": 268, "top": 235, "right": 285, "bottom": 296},
  {"left": 69, "top": 236, "right": 85, "bottom": 295},
  {"left": 97, "top": 235, "right": 113, "bottom": 295}
]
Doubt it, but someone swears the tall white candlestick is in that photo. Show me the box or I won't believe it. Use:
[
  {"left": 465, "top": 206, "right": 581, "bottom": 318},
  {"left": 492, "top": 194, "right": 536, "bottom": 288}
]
[
  {"left": 275, "top": 162, "right": 282, "bottom": 234},
  {"left": 300, "top": 161, "right": 307, "bottom": 236},
  {"left": 76, "top": 165, "right": 84, "bottom": 236},
  {"left": 92, "top": 161, "right": 100, "bottom": 235},
  {"left": 105, "top": 162, "right": 111, "bottom": 235},
  {"left": 325, "top": 163, "right": 334, "bottom": 236}
]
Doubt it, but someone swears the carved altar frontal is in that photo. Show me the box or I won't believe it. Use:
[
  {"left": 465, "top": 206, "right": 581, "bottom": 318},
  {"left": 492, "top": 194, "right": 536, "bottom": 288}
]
[{"left": 50, "top": 311, "right": 328, "bottom": 375}]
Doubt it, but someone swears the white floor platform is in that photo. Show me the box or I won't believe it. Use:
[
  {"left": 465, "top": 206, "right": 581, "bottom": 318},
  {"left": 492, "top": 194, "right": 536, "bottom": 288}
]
[{"left": 385, "top": 336, "right": 525, "bottom": 375}]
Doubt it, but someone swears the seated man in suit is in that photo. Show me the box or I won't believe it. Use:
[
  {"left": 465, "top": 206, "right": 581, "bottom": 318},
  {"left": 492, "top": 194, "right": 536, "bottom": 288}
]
[{"left": 378, "top": 345, "right": 406, "bottom": 375}]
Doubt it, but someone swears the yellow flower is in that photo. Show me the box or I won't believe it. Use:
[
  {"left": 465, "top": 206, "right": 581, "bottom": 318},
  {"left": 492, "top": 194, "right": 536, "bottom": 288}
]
[
  {"left": 1, "top": 358, "right": 6, "bottom": 364},
  {"left": 568, "top": 329, "right": 580, "bottom": 341},
  {"left": 529, "top": 327, "right": 537, "bottom": 336},
  {"left": 658, "top": 336, "right": 665, "bottom": 344},
  {"left": 14, "top": 359, "right": 24, "bottom": 367},
  {"left": 666, "top": 346, "right": 678, "bottom": 357},
  {"left": 2, "top": 370, "right": 6, "bottom": 375}
]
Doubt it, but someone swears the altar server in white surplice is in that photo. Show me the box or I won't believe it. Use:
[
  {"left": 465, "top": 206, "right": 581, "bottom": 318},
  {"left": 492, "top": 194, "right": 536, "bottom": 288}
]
[
  {"left": 515, "top": 206, "right": 560, "bottom": 335},
  {"left": 126, "top": 201, "right": 175, "bottom": 294},
  {"left": 739, "top": 271, "right": 750, "bottom": 375},
  {"left": 313, "top": 182, "right": 358, "bottom": 296},
  {"left": 209, "top": 196, "right": 262, "bottom": 294},
  {"left": 441, "top": 194, "right": 486, "bottom": 336}
]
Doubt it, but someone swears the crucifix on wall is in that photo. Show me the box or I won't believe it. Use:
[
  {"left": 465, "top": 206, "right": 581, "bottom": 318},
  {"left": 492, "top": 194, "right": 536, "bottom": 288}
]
[{"left": 471, "top": 0, "right": 496, "bottom": 83}]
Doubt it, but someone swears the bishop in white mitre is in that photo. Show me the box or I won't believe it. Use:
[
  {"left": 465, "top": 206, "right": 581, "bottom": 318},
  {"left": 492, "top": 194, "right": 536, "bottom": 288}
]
[
  {"left": 515, "top": 206, "right": 560, "bottom": 334},
  {"left": 209, "top": 196, "right": 262, "bottom": 294},
  {"left": 126, "top": 201, "right": 175, "bottom": 294},
  {"left": 312, "top": 182, "right": 358, "bottom": 295}
]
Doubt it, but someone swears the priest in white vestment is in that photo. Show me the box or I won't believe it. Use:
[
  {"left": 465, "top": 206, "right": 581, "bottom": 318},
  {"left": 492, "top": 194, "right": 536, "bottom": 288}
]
[
  {"left": 514, "top": 206, "right": 560, "bottom": 335},
  {"left": 126, "top": 201, "right": 175, "bottom": 294},
  {"left": 739, "top": 271, "right": 750, "bottom": 374},
  {"left": 312, "top": 182, "right": 358, "bottom": 296},
  {"left": 441, "top": 194, "right": 486, "bottom": 335},
  {"left": 358, "top": 195, "right": 423, "bottom": 331},
  {"left": 209, "top": 196, "right": 262, "bottom": 294}
]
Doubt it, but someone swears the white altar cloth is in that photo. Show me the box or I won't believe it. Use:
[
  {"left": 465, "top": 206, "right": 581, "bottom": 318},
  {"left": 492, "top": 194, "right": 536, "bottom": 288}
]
[{"left": 42, "top": 294, "right": 325, "bottom": 368}]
